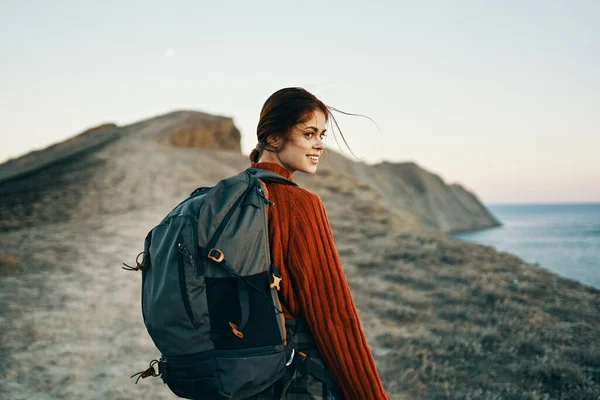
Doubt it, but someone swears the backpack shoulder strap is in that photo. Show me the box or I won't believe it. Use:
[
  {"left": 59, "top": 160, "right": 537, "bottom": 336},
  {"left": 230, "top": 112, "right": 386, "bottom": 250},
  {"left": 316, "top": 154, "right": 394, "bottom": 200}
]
[{"left": 245, "top": 167, "right": 297, "bottom": 186}]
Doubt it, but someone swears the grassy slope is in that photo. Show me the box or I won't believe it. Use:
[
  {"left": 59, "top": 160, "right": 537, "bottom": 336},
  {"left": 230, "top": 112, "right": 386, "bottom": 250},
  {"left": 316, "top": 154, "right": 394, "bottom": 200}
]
[{"left": 309, "top": 173, "right": 600, "bottom": 399}]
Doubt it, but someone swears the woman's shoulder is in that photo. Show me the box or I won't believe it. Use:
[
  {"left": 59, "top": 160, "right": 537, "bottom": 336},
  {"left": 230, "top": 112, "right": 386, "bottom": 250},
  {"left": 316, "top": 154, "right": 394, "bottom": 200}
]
[
  {"left": 286, "top": 184, "right": 322, "bottom": 204},
  {"left": 264, "top": 181, "right": 323, "bottom": 210},
  {"left": 284, "top": 185, "right": 328, "bottom": 219}
]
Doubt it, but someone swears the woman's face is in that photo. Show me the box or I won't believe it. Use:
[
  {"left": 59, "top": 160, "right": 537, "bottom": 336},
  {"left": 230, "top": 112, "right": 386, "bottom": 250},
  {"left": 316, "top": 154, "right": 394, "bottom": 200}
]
[{"left": 273, "top": 109, "right": 327, "bottom": 175}]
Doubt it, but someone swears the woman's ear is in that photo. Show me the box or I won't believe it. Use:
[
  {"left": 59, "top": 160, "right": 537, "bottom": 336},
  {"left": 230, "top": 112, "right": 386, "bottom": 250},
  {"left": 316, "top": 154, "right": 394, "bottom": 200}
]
[{"left": 267, "top": 135, "right": 282, "bottom": 149}]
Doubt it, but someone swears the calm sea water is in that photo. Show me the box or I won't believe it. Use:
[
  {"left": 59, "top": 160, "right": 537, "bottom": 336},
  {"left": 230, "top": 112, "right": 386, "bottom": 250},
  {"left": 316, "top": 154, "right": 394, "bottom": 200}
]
[{"left": 452, "top": 203, "right": 600, "bottom": 289}]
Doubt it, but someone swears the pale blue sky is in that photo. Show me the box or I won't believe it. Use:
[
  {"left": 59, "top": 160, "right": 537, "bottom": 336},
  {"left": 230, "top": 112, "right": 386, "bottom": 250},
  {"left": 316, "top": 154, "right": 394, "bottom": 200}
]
[{"left": 1, "top": 0, "right": 598, "bottom": 203}]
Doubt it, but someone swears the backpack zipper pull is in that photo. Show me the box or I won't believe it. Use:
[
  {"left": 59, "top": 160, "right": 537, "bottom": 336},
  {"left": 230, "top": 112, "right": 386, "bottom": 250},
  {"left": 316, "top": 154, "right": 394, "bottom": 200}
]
[
  {"left": 257, "top": 185, "right": 275, "bottom": 207},
  {"left": 122, "top": 251, "right": 146, "bottom": 271},
  {"left": 177, "top": 243, "right": 193, "bottom": 265}
]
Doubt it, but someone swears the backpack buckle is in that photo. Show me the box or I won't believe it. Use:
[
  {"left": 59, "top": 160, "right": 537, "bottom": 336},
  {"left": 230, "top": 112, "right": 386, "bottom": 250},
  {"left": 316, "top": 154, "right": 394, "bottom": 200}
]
[
  {"left": 208, "top": 248, "right": 224, "bottom": 262},
  {"left": 269, "top": 274, "right": 282, "bottom": 291},
  {"left": 286, "top": 349, "right": 295, "bottom": 366}
]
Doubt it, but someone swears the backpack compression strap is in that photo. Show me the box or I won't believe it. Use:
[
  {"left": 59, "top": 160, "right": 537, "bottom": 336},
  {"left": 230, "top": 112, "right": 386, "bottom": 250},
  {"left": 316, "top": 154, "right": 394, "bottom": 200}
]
[
  {"left": 291, "top": 354, "right": 345, "bottom": 399},
  {"left": 281, "top": 319, "right": 345, "bottom": 399}
]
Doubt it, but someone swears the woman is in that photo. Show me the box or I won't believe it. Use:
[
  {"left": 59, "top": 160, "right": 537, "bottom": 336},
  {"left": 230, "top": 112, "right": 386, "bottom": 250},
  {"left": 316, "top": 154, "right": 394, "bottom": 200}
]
[{"left": 247, "top": 88, "right": 389, "bottom": 400}]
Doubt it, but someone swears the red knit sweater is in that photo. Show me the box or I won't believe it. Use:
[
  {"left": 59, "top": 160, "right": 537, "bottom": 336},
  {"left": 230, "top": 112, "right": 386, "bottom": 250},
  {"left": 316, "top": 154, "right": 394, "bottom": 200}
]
[{"left": 251, "top": 162, "right": 389, "bottom": 400}]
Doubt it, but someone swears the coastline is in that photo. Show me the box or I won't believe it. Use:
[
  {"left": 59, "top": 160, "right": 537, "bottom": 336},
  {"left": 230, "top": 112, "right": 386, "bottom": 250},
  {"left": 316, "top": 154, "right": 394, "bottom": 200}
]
[{"left": 453, "top": 203, "right": 600, "bottom": 290}]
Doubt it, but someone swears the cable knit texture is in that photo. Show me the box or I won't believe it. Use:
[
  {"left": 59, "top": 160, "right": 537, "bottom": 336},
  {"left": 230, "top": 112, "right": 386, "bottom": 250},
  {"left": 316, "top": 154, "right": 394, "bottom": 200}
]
[{"left": 251, "top": 162, "right": 389, "bottom": 400}]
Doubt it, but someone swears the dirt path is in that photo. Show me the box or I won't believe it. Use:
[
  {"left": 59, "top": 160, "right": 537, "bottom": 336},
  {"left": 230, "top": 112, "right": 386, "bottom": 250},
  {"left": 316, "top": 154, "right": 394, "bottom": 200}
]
[{"left": 0, "top": 203, "right": 176, "bottom": 399}]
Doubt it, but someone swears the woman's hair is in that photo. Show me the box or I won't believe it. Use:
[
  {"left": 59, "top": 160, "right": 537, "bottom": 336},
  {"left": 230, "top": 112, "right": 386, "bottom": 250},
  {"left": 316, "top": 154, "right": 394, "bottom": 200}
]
[{"left": 249, "top": 87, "right": 358, "bottom": 163}]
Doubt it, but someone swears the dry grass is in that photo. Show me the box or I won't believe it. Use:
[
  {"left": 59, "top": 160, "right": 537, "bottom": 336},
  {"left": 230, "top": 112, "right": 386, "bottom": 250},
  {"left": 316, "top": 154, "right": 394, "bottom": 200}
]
[
  {"left": 299, "top": 173, "right": 600, "bottom": 399},
  {"left": 342, "top": 232, "right": 600, "bottom": 399}
]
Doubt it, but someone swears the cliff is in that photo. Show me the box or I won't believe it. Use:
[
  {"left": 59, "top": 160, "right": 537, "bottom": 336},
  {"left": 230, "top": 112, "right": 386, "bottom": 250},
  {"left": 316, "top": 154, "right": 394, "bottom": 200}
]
[{"left": 306, "top": 150, "right": 500, "bottom": 233}]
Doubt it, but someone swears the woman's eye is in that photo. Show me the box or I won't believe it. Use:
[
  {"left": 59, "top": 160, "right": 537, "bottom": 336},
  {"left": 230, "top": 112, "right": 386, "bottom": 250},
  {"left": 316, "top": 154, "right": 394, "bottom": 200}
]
[
  {"left": 305, "top": 132, "right": 314, "bottom": 139},
  {"left": 319, "top": 134, "right": 327, "bottom": 140}
]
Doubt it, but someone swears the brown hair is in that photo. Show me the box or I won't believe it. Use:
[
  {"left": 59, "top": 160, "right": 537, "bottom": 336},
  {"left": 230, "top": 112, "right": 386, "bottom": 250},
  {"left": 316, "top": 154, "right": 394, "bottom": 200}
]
[{"left": 250, "top": 87, "right": 362, "bottom": 163}]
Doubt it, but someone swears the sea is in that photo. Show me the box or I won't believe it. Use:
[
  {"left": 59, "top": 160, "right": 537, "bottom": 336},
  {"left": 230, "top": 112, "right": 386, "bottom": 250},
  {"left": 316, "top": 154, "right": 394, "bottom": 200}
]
[{"left": 452, "top": 203, "right": 600, "bottom": 289}]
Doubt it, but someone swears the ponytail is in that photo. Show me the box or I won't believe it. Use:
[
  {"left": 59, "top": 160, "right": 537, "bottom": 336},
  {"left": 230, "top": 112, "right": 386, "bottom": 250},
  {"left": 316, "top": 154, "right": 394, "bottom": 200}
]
[
  {"left": 249, "top": 148, "right": 260, "bottom": 163},
  {"left": 249, "top": 142, "right": 266, "bottom": 163}
]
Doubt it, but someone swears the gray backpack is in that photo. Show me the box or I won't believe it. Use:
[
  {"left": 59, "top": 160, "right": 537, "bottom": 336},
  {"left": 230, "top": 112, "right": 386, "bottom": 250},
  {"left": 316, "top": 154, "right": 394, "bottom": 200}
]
[{"left": 126, "top": 168, "right": 343, "bottom": 399}]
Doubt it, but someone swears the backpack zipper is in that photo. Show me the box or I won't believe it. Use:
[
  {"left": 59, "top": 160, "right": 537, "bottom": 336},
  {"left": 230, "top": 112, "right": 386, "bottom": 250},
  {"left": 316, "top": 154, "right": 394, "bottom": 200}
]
[
  {"left": 175, "top": 213, "right": 203, "bottom": 278},
  {"left": 178, "top": 242, "right": 193, "bottom": 269},
  {"left": 177, "top": 241, "right": 198, "bottom": 328}
]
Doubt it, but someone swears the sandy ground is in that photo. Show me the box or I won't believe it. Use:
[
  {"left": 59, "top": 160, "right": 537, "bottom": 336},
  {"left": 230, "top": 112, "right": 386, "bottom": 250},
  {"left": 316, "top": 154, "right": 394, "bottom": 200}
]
[{"left": 0, "top": 203, "right": 177, "bottom": 400}]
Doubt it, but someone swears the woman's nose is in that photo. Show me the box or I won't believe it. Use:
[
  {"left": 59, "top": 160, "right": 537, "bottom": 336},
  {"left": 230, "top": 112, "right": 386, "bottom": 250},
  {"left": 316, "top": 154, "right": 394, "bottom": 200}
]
[{"left": 314, "top": 136, "right": 326, "bottom": 149}]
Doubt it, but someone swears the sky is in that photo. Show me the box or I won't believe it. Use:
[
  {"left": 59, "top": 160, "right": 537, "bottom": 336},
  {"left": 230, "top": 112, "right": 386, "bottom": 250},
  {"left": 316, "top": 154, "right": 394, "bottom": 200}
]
[{"left": 0, "top": 0, "right": 598, "bottom": 204}]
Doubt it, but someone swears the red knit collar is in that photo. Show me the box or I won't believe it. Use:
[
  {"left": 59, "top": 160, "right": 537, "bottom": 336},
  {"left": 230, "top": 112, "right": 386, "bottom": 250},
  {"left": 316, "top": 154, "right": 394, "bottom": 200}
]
[{"left": 250, "top": 162, "right": 293, "bottom": 181}]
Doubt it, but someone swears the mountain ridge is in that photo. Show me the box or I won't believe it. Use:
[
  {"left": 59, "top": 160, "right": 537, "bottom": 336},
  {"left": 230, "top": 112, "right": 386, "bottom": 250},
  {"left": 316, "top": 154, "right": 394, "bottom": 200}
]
[{"left": 0, "top": 109, "right": 498, "bottom": 233}]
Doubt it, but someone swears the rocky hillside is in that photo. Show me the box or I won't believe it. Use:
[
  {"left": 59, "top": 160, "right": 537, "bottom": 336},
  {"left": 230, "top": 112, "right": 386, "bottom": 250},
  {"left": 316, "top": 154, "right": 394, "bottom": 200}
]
[
  {"left": 0, "top": 110, "right": 495, "bottom": 233},
  {"left": 0, "top": 111, "right": 245, "bottom": 232},
  {"left": 309, "top": 151, "right": 500, "bottom": 233}
]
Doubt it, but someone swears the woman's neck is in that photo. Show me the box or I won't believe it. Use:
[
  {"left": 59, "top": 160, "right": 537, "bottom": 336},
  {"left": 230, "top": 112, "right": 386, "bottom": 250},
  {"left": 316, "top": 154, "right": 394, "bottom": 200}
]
[{"left": 257, "top": 152, "right": 295, "bottom": 177}]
